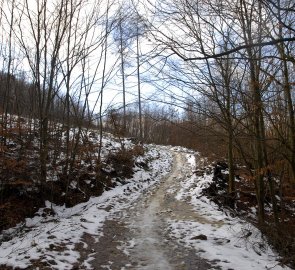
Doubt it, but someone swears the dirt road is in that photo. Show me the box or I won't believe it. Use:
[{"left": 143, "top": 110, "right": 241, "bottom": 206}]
[{"left": 77, "top": 152, "right": 216, "bottom": 270}]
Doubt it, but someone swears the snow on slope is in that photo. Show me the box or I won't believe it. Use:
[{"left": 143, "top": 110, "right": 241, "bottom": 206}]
[
  {"left": 0, "top": 143, "right": 173, "bottom": 269},
  {"left": 169, "top": 151, "right": 290, "bottom": 270}
]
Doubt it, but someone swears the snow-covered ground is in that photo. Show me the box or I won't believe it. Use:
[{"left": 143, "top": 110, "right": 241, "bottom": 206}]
[
  {"left": 0, "top": 144, "right": 173, "bottom": 269},
  {"left": 169, "top": 151, "right": 290, "bottom": 270},
  {"left": 0, "top": 142, "right": 291, "bottom": 269}
]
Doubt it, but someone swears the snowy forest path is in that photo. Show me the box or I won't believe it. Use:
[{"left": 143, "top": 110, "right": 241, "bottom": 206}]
[{"left": 78, "top": 151, "right": 214, "bottom": 270}]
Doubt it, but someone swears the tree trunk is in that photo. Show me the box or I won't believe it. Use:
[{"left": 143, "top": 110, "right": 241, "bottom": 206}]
[{"left": 136, "top": 26, "right": 143, "bottom": 140}]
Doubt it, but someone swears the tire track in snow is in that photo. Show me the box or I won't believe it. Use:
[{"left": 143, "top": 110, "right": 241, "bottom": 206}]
[
  {"left": 124, "top": 152, "right": 214, "bottom": 270},
  {"left": 85, "top": 151, "right": 215, "bottom": 269}
]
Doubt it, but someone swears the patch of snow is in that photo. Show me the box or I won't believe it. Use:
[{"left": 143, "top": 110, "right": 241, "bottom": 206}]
[{"left": 186, "top": 154, "right": 196, "bottom": 169}]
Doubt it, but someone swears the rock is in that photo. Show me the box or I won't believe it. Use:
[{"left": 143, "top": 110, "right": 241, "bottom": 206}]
[
  {"left": 191, "top": 234, "right": 207, "bottom": 240},
  {"left": 214, "top": 238, "right": 230, "bottom": 245},
  {"left": 194, "top": 169, "right": 205, "bottom": 176},
  {"left": 42, "top": 208, "right": 55, "bottom": 217},
  {"left": 135, "top": 161, "right": 148, "bottom": 169}
]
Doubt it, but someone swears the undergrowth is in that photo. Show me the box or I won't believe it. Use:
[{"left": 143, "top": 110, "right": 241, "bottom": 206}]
[
  {"left": 200, "top": 161, "right": 295, "bottom": 268},
  {"left": 0, "top": 121, "right": 146, "bottom": 232}
]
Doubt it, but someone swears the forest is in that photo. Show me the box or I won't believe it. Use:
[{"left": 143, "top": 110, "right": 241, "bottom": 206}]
[{"left": 0, "top": 0, "right": 295, "bottom": 269}]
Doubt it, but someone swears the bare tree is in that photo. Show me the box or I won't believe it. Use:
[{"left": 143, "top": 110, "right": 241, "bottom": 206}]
[{"left": 147, "top": 0, "right": 295, "bottom": 225}]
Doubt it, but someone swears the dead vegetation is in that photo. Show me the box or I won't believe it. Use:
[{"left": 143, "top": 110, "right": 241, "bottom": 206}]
[
  {"left": 0, "top": 118, "right": 145, "bottom": 232},
  {"left": 200, "top": 161, "right": 295, "bottom": 268}
]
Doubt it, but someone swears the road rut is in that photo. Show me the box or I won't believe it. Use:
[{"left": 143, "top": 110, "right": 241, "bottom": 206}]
[{"left": 78, "top": 152, "right": 215, "bottom": 270}]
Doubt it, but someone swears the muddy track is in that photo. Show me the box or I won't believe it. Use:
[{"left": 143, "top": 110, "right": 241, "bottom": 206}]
[{"left": 77, "top": 152, "right": 216, "bottom": 270}]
